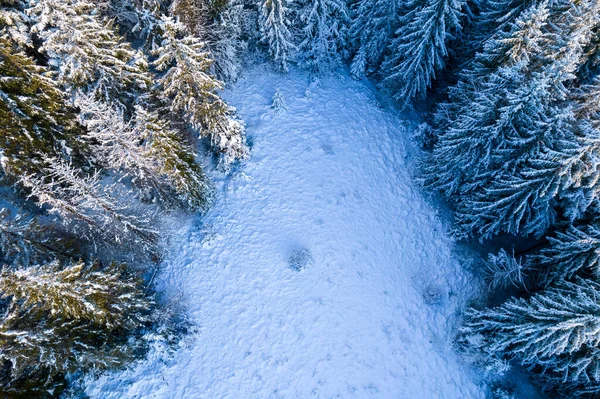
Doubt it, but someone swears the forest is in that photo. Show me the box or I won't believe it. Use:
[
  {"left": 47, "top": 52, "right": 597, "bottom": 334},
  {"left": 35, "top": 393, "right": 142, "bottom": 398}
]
[{"left": 2, "top": 0, "right": 600, "bottom": 397}]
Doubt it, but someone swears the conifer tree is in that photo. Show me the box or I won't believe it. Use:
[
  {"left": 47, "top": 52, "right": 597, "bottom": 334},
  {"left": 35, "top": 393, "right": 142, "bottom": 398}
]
[
  {"left": 465, "top": 277, "right": 600, "bottom": 395},
  {"left": 20, "top": 156, "right": 158, "bottom": 250},
  {"left": 0, "top": 208, "right": 76, "bottom": 268},
  {"left": 259, "top": 0, "right": 294, "bottom": 71},
  {"left": 0, "top": 35, "right": 84, "bottom": 180},
  {"left": 74, "top": 94, "right": 210, "bottom": 209},
  {"left": 348, "top": 0, "right": 400, "bottom": 79},
  {"left": 30, "top": 0, "right": 152, "bottom": 106},
  {"left": 0, "top": 261, "right": 152, "bottom": 394},
  {"left": 297, "top": 0, "right": 349, "bottom": 71},
  {"left": 0, "top": 0, "right": 31, "bottom": 48},
  {"left": 425, "top": 0, "right": 600, "bottom": 238},
  {"left": 172, "top": 0, "right": 247, "bottom": 81},
  {"left": 380, "top": 0, "right": 465, "bottom": 106},
  {"left": 152, "top": 17, "right": 248, "bottom": 168},
  {"left": 530, "top": 222, "right": 600, "bottom": 285},
  {"left": 132, "top": 106, "right": 213, "bottom": 210}
]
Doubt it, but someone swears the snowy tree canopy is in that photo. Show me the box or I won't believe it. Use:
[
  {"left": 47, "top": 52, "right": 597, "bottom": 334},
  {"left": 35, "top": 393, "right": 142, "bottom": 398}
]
[
  {"left": 379, "top": 0, "right": 465, "bottom": 106},
  {"left": 152, "top": 16, "right": 248, "bottom": 167},
  {"left": 259, "top": 0, "right": 294, "bottom": 71}
]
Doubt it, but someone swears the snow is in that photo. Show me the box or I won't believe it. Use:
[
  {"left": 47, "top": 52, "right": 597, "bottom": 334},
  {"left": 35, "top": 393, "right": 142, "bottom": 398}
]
[{"left": 86, "top": 65, "right": 487, "bottom": 398}]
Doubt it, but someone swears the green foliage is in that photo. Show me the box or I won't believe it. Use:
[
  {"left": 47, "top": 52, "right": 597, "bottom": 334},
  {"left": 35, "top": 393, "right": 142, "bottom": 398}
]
[{"left": 0, "top": 36, "right": 84, "bottom": 179}]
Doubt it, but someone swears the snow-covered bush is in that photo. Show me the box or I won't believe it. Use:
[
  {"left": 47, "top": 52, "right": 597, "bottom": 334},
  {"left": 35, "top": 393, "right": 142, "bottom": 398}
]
[
  {"left": 289, "top": 247, "right": 314, "bottom": 271},
  {"left": 271, "top": 88, "right": 290, "bottom": 112}
]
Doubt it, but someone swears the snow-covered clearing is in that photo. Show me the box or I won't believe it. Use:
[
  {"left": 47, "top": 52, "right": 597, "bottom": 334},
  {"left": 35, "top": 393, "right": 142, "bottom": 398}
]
[{"left": 87, "top": 66, "right": 487, "bottom": 398}]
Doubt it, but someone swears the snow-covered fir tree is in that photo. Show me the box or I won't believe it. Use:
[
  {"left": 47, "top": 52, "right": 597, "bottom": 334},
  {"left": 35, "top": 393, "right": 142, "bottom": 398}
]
[
  {"left": 379, "top": 0, "right": 465, "bottom": 106},
  {"left": 0, "top": 208, "right": 75, "bottom": 267},
  {"left": 152, "top": 17, "right": 248, "bottom": 168},
  {"left": 296, "top": 0, "right": 349, "bottom": 71},
  {"left": 0, "top": 260, "right": 151, "bottom": 395},
  {"left": 348, "top": 0, "right": 400, "bottom": 78},
  {"left": 0, "top": 0, "right": 32, "bottom": 48},
  {"left": 530, "top": 222, "right": 600, "bottom": 285},
  {"left": 172, "top": 0, "right": 247, "bottom": 81},
  {"left": 484, "top": 249, "right": 529, "bottom": 291},
  {"left": 425, "top": 0, "right": 600, "bottom": 238},
  {"left": 74, "top": 94, "right": 212, "bottom": 210},
  {"left": 259, "top": 0, "right": 294, "bottom": 71},
  {"left": 29, "top": 0, "right": 152, "bottom": 106},
  {"left": 132, "top": 106, "right": 214, "bottom": 210},
  {"left": 465, "top": 277, "right": 600, "bottom": 395},
  {"left": 271, "top": 88, "right": 289, "bottom": 112},
  {"left": 0, "top": 35, "right": 84, "bottom": 180},
  {"left": 20, "top": 156, "right": 158, "bottom": 250}
]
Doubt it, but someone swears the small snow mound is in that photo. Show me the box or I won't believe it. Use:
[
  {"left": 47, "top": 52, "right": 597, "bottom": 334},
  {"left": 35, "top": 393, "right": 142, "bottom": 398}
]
[
  {"left": 288, "top": 248, "right": 314, "bottom": 271},
  {"left": 422, "top": 284, "right": 444, "bottom": 305}
]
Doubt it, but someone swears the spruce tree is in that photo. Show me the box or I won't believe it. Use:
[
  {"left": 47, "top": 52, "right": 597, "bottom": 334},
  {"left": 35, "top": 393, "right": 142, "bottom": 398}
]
[
  {"left": 348, "top": 0, "right": 400, "bottom": 79},
  {"left": 74, "top": 94, "right": 212, "bottom": 210},
  {"left": 530, "top": 222, "right": 600, "bottom": 285},
  {"left": 172, "top": 0, "right": 247, "bottom": 81},
  {"left": 20, "top": 156, "right": 158, "bottom": 250},
  {"left": 152, "top": 17, "right": 248, "bottom": 168},
  {"left": 30, "top": 0, "right": 152, "bottom": 106},
  {"left": 0, "top": 261, "right": 152, "bottom": 395},
  {"left": 259, "top": 0, "right": 295, "bottom": 71},
  {"left": 465, "top": 277, "right": 600, "bottom": 396},
  {"left": 297, "top": 0, "right": 349, "bottom": 71},
  {"left": 0, "top": 208, "right": 76, "bottom": 268},
  {"left": 380, "top": 0, "right": 465, "bottom": 107},
  {"left": 132, "top": 106, "right": 213, "bottom": 211},
  {"left": 0, "top": 35, "right": 84, "bottom": 180},
  {"left": 0, "top": 0, "right": 31, "bottom": 48},
  {"left": 425, "top": 0, "right": 600, "bottom": 238}
]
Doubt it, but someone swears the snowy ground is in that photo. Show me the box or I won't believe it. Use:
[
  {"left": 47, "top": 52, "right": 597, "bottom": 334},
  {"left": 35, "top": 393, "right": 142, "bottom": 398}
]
[{"left": 86, "top": 65, "right": 488, "bottom": 398}]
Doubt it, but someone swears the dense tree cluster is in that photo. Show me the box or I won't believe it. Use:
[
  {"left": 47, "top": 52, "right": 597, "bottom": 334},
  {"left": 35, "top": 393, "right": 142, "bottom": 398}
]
[
  {"left": 5, "top": 0, "right": 600, "bottom": 396},
  {"left": 0, "top": 0, "right": 248, "bottom": 395}
]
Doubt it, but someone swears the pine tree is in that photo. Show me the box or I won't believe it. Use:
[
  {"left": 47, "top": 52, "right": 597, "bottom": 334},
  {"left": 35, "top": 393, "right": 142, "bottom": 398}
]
[
  {"left": 259, "top": 0, "right": 295, "bottom": 71},
  {"left": 152, "top": 17, "right": 248, "bottom": 168},
  {"left": 0, "top": 35, "right": 84, "bottom": 180},
  {"left": 380, "top": 0, "right": 465, "bottom": 107},
  {"left": 465, "top": 277, "right": 600, "bottom": 395},
  {"left": 348, "top": 0, "right": 400, "bottom": 78},
  {"left": 297, "top": 0, "right": 349, "bottom": 71},
  {"left": 0, "top": 261, "right": 152, "bottom": 394}
]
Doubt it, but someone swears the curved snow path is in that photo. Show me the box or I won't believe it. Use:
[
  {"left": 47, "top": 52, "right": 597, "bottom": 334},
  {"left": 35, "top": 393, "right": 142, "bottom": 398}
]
[{"left": 87, "top": 66, "right": 485, "bottom": 398}]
